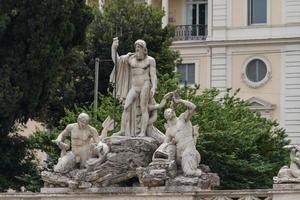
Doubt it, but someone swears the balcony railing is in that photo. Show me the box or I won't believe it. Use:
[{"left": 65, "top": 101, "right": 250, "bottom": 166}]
[{"left": 174, "top": 24, "right": 207, "bottom": 41}]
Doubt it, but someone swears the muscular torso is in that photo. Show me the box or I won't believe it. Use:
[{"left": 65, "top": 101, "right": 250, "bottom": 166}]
[
  {"left": 69, "top": 124, "right": 93, "bottom": 148},
  {"left": 166, "top": 119, "right": 194, "bottom": 148},
  {"left": 128, "top": 55, "right": 151, "bottom": 91},
  {"left": 165, "top": 118, "right": 195, "bottom": 165}
]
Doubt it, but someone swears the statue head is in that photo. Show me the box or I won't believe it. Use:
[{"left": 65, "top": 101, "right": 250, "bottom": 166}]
[
  {"left": 77, "top": 113, "right": 90, "bottom": 129},
  {"left": 134, "top": 39, "right": 148, "bottom": 60},
  {"left": 164, "top": 108, "right": 176, "bottom": 120}
]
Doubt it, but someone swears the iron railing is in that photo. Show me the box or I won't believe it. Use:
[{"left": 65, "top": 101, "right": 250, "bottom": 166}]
[{"left": 174, "top": 24, "right": 207, "bottom": 41}]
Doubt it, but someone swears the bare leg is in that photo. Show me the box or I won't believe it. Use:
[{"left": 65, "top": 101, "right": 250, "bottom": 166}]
[
  {"left": 123, "top": 88, "right": 138, "bottom": 136},
  {"left": 119, "top": 110, "right": 126, "bottom": 133},
  {"left": 139, "top": 83, "right": 150, "bottom": 136}
]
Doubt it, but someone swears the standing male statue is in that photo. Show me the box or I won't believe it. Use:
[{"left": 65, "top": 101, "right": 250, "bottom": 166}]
[{"left": 110, "top": 38, "right": 157, "bottom": 137}]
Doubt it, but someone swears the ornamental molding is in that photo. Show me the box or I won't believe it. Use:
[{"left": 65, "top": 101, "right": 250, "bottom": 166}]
[{"left": 241, "top": 56, "right": 272, "bottom": 88}]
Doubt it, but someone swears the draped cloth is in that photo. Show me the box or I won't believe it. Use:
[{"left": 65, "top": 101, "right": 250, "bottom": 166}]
[
  {"left": 109, "top": 53, "right": 138, "bottom": 136},
  {"left": 109, "top": 54, "right": 133, "bottom": 102}
]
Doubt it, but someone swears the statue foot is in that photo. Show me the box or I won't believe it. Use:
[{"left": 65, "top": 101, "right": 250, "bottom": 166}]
[
  {"left": 137, "top": 132, "right": 146, "bottom": 137},
  {"left": 184, "top": 169, "right": 202, "bottom": 177},
  {"left": 112, "top": 131, "right": 125, "bottom": 136}
]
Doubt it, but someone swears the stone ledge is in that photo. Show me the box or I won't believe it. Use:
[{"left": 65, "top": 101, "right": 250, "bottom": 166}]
[
  {"left": 3, "top": 188, "right": 300, "bottom": 200},
  {"left": 40, "top": 186, "right": 209, "bottom": 194}
]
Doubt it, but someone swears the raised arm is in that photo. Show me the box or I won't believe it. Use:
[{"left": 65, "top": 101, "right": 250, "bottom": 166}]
[
  {"left": 148, "top": 92, "right": 174, "bottom": 112},
  {"left": 90, "top": 126, "right": 100, "bottom": 144},
  {"left": 175, "top": 98, "right": 196, "bottom": 122},
  {"left": 149, "top": 57, "right": 157, "bottom": 97},
  {"left": 111, "top": 37, "right": 120, "bottom": 64}
]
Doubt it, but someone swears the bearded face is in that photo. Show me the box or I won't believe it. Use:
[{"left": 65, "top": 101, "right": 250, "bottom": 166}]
[
  {"left": 164, "top": 108, "right": 176, "bottom": 120},
  {"left": 135, "top": 44, "right": 146, "bottom": 60}
]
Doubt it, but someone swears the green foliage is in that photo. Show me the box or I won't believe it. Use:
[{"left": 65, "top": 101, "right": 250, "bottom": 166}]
[
  {"left": 0, "top": 0, "right": 92, "bottom": 192},
  {"left": 188, "top": 88, "right": 289, "bottom": 189},
  {"left": 0, "top": 134, "right": 41, "bottom": 192},
  {"left": 0, "top": 0, "right": 92, "bottom": 135},
  {"left": 43, "top": 0, "right": 180, "bottom": 128}
]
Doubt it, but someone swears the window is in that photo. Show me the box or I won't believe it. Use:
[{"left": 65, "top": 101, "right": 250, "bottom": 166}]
[
  {"left": 184, "top": 0, "right": 207, "bottom": 39},
  {"left": 246, "top": 59, "right": 267, "bottom": 82},
  {"left": 248, "top": 0, "right": 267, "bottom": 24},
  {"left": 186, "top": 0, "right": 208, "bottom": 26},
  {"left": 242, "top": 57, "right": 271, "bottom": 88},
  {"left": 177, "top": 63, "right": 195, "bottom": 84}
]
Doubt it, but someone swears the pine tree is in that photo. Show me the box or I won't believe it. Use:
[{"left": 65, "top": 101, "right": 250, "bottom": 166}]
[{"left": 0, "top": 0, "right": 92, "bottom": 191}]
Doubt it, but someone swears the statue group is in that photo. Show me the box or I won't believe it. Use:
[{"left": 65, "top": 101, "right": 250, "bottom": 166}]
[{"left": 41, "top": 38, "right": 219, "bottom": 189}]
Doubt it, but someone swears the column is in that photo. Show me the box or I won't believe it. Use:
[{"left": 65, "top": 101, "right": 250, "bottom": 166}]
[{"left": 162, "top": 0, "right": 169, "bottom": 28}]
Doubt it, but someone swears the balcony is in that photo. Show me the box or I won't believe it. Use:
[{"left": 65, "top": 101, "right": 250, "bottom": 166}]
[{"left": 174, "top": 24, "right": 207, "bottom": 41}]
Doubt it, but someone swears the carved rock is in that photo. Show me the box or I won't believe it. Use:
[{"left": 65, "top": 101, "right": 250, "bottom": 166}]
[
  {"left": 42, "top": 136, "right": 159, "bottom": 188},
  {"left": 137, "top": 161, "right": 219, "bottom": 189}
]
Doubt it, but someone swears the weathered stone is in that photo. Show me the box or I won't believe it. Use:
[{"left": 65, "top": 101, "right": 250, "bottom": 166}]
[
  {"left": 166, "top": 173, "right": 220, "bottom": 189},
  {"left": 42, "top": 136, "right": 159, "bottom": 188},
  {"left": 137, "top": 96, "right": 220, "bottom": 189},
  {"left": 273, "top": 144, "right": 300, "bottom": 185}
]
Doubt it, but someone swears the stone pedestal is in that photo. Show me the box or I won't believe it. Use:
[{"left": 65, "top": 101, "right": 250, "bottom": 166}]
[
  {"left": 273, "top": 184, "right": 300, "bottom": 200},
  {"left": 4, "top": 188, "right": 300, "bottom": 200},
  {"left": 42, "top": 136, "right": 159, "bottom": 188}
]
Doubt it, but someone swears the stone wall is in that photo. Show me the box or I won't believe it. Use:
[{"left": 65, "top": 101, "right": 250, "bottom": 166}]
[{"left": 1, "top": 187, "right": 300, "bottom": 200}]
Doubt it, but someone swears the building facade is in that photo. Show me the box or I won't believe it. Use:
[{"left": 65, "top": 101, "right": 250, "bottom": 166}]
[{"left": 147, "top": 0, "right": 300, "bottom": 143}]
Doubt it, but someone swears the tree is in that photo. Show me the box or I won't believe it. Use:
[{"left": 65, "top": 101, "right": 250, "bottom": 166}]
[
  {"left": 0, "top": 0, "right": 92, "bottom": 191},
  {"left": 0, "top": 0, "right": 92, "bottom": 135},
  {"left": 188, "top": 88, "right": 289, "bottom": 189},
  {"left": 43, "top": 0, "right": 180, "bottom": 128}
]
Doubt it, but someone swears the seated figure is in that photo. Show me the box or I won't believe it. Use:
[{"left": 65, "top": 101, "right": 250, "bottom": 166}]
[
  {"left": 52, "top": 113, "right": 113, "bottom": 173},
  {"left": 162, "top": 94, "right": 202, "bottom": 177},
  {"left": 277, "top": 145, "right": 300, "bottom": 179}
]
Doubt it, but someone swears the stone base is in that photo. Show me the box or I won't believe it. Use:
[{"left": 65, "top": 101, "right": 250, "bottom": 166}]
[
  {"left": 4, "top": 188, "right": 298, "bottom": 200},
  {"left": 40, "top": 186, "right": 207, "bottom": 194},
  {"left": 42, "top": 136, "right": 159, "bottom": 188},
  {"left": 273, "top": 183, "right": 300, "bottom": 190},
  {"left": 166, "top": 173, "right": 219, "bottom": 189}
]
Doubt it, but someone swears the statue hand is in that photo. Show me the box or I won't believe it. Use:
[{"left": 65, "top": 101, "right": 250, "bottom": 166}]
[
  {"left": 51, "top": 139, "right": 59, "bottom": 145},
  {"left": 163, "top": 92, "right": 174, "bottom": 100},
  {"left": 172, "top": 97, "right": 180, "bottom": 104},
  {"left": 150, "top": 87, "right": 156, "bottom": 97},
  {"left": 112, "top": 37, "right": 119, "bottom": 50}
]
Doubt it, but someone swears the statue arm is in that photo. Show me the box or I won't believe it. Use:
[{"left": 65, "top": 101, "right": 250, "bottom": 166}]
[
  {"left": 90, "top": 127, "right": 100, "bottom": 143},
  {"left": 52, "top": 125, "right": 72, "bottom": 151},
  {"left": 164, "top": 132, "right": 172, "bottom": 143},
  {"left": 56, "top": 124, "right": 72, "bottom": 142},
  {"left": 149, "top": 58, "right": 157, "bottom": 97},
  {"left": 148, "top": 110, "right": 158, "bottom": 125},
  {"left": 148, "top": 92, "right": 173, "bottom": 111},
  {"left": 177, "top": 99, "right": 196, "bottom": 122},
  {"left": 111, "top": 37, "right": 120, "bottom": 64},
  {"left": 149, "top": 99, "right": 167, "bottom": 111}
]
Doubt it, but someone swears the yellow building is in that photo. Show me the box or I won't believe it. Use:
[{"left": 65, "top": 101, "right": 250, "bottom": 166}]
[{"left": 144, "top": 0, "right": 300, "bottom": 143}]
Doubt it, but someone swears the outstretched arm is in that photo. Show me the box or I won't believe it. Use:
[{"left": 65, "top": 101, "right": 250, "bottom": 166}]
[
  {"left": 148, "top": 92, "right": 173, "bottom": 111},
  {"left": 175, "top": 98, "right": 196, "bottom": 122}
]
